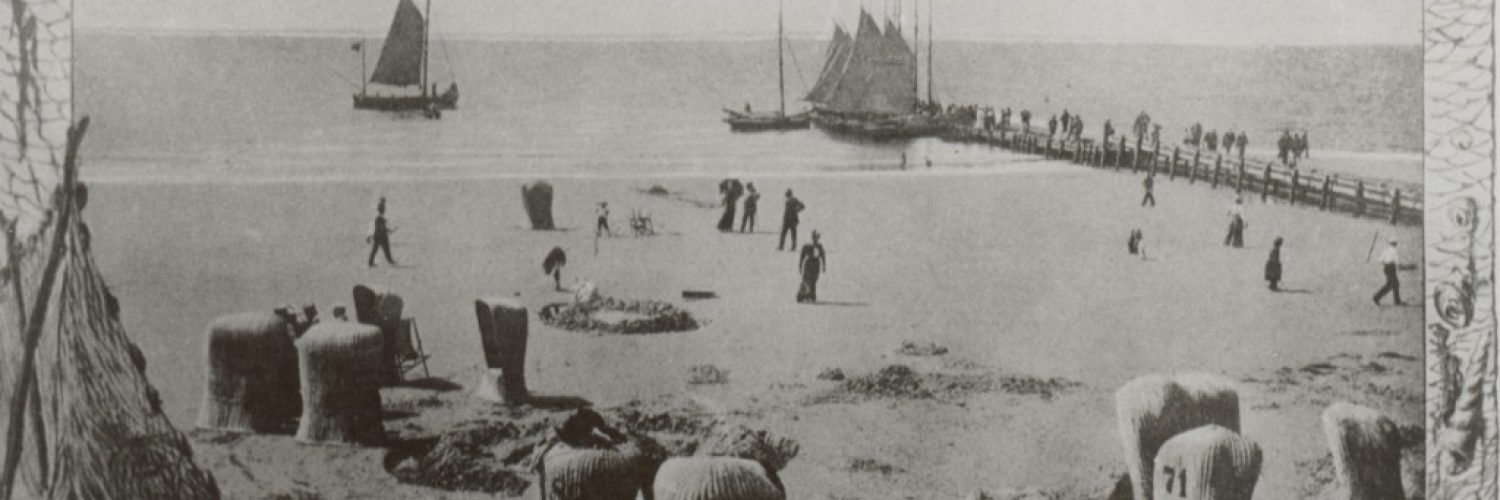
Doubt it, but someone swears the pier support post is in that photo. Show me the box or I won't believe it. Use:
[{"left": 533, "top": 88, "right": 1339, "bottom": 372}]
[
  {"left": 475, "top": 297, "right": 530, "bottom": 404},
  {"left": 1169, "top": 147, "right": 1180, "bottom": 180},
  {"left": 1151, "top": 142, "right": 1162, "bottom": 173},
  {"left": 1236, "top": 161, "right": 1245, "bottom": 194},
  {"left": 1190, "top": 150, "right": 1200, "bottom": 184},
  {"left": 1321, "top": 177, "right": 1332, "bottom": 210},
  {"left": 1261, "top": 164, "right": 1272, "bottom": 202},
  {"left": 1390, "top": 190, "right": 1401, "bottom": 224},
  {"left": 1322, "top": 403, "right": 1404, "bottom": 500},
  {"left": 1211, "top": 155, "right": 1221, "bottom": 189},
  {"left": 1290, "top": 170, "right": 1300, "bottom": 206},
  {"left": 1115, "top": 136, "right": 1125, "bottom": 169},
  {"left": 1355, "top": 182, "right": 1365, "bottom": 217}
]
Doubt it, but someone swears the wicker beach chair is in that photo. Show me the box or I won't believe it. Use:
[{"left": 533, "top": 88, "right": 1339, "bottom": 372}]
[{"left": 630, "top": 209, "right": 655, "bottom": 236}]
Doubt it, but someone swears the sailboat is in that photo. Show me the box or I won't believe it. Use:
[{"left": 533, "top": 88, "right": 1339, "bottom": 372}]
[
  {"left": 805, "top": 2, "right": 949, "bottom": 140},
  {"left": 353, "top": 0, "right": 459, "bottom": 114},
  {"left": 723, "top": 0, "right": 811, "bottom": 131}
]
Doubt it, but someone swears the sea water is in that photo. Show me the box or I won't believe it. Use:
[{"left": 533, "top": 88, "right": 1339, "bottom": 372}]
[{"left": 76, "top": 34, "right": 1420, "bottom": 183}]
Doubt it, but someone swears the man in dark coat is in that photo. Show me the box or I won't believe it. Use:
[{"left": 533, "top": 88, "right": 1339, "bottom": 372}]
[
  {"left": 778, "top": 189, "right": 805, "bottom": 251},
  {"left": 367, "top": 202, "right": 396, "bottom": 267},
  {"left": 740, "top": 182, "right": 760, "bottom": 233}
]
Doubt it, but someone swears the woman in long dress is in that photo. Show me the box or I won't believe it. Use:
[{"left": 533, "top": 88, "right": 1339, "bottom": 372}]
[
  {"left": 1264, "top": 237, "right": 1283, "bottom": 291},
  {"left": 798, "top": 231, "right": 826, "bottom": 303}
]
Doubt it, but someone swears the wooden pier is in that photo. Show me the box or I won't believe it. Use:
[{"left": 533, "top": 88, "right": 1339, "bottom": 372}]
[{"left": 940, "top": 126, "right": 1422, "bottom": 226}]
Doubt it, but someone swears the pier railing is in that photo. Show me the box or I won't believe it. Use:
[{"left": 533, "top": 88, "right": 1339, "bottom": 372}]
[{"left": 941, "top": 126, "right": 1422, "bottom": 226}]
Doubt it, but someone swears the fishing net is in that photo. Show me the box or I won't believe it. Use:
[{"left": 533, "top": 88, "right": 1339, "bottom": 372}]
[{"left": 0, "top": 0, "right": 219, "bottom": 497}]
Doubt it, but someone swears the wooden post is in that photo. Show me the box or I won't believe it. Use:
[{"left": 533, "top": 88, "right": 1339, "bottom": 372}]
[
  {"left": 1152, "top": 141, "right": 1162, "bottom": 173},
  {"left": 1170, "top": 147, "right": 1180, "bottom": 180},
  {"left": 475, "top": 297, "right": 530, "bottom": 404},
  {"left": 1153, "top": 425, "right": 1262, "bottom": 500},
  {"left": 1390, "top": 189, "right": 1401, "bottom": 224},
  {"left": 1118, "top": 136, "right": 1128, "bottom": 169},
  {"left": 1235, "top": 160, "right": 1245, "bottom": 194},
  {"left": 1290, "top": 170, "right": 1300, "bottom": 206},
  {"left": 1322, "top": 403, "right": 1404, "bottom": 500},
  {"left": 1116, "top": 374, "right": 1242, "bottom": 500},
  {"left": 1321, "top": 177, "right": 1332, "bottom": 210},
  {"left": 1211, "top": 155, "right": 1222, "bottom": 189},
  {"left": 1261, "top": 164, "right": 1272, "bottom": 202},
  {"left": 1190, "top": 150, "right": 1201, "bottom": 184},
  {"left": 1355, "top": 182, "right": 1365, "bottom": 217},
  {"left": 295, "top": 322, "right": 387, "bottom": 445}
]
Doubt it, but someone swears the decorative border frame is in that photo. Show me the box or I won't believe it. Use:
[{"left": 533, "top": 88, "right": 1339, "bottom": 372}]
[{"left": 1424, "top": 0, "right": 1497, "bottom": 497}]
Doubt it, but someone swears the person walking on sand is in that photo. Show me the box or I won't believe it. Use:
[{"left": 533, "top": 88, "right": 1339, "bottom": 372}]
[
  {"left": 797, "top": 231, "right": 827, "bottom": 303},
  {"left": 1265, "top": 237, "right": 1284, "bottom": 291},
  {"left": 1225, "top": 197, "right": 1246, "bottom": 247},
  {"left": 367, "top": 202, "right": 397, "bottom": 267},
  {"left": 596, "top": 201, "right": 612, "bottom": 237},
  {"left": 543, "top": 246, "right": 568, "bottom": 291},
  {"left": 740, "top": 183, "right": 760, "bottom": 233},
  {"left": 1373, "top": 239, "right": 1405, "bottom": 305},
  {"left": 778, "top": 189, "right": 804, "bottom": 251},
  {"left": 1141, "top": 173, "right": 1156, "bottom": 207}
]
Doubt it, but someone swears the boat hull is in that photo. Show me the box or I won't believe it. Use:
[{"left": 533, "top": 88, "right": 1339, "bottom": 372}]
[
  {"left": 724, "top": 111, "right": 811, "bottom": 132},
  {"left": 810, "top": 111, "right": 947, "bottom": 141},
  {"left": 353, "top": 86, "right": 459, "bottom": 112}
]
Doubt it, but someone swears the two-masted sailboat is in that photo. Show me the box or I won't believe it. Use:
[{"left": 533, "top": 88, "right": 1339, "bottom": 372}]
[
  {"left": 805, "top": 4, "right": 948, "bottom": 140},
  {"left": 723, "top": 1, "right": 811, "bottom": 131},
  {"left": 353, "top": 0, "right": 459, "bottom": 115}
]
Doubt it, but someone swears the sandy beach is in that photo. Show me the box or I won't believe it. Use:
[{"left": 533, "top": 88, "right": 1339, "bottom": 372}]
[{"left": 88, "top": 158, "right": 1422, "bottom": 499}]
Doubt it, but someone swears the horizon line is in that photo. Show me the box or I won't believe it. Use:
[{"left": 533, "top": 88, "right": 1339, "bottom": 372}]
[{"left": 76, "top": 26, "right": 1421, "bottom": 48}]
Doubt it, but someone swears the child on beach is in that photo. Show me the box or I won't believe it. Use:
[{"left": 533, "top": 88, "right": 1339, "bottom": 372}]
[
  {"left": 1127, "top": 229, "right": 1146, "bottom": 259},
  {"left": 1225, "top": 197, "right": 1246, "bottom": 247},
  {"left": 596, "top": 202, "right": 612, "bottom": 237},
  {"left": 1265, "top": 237, "right": 1284, "bottom": 291}
]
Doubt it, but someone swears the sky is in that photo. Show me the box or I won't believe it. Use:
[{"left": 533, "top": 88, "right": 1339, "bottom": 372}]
[{"left": 75, "top": 0, "right": 1422, "bottom": 46}]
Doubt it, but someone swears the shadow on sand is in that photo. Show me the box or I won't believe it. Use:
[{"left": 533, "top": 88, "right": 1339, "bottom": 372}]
[{"left": 806, "top": 301, "right": 870, "bottom": 307}]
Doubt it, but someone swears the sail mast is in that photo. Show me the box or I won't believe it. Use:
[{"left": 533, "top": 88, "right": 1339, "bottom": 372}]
[
  {"left": 360, "top": 40, "right": 368, "bottom": 96},
  {"left": 778, "top": 0, "right": 785, "bottom": 116},
  {"left": 913, "top": 0, "right": 919, "bottom": 103},
  {"left": 926, "top": 0, "right": 933, "bottom": 105},
  {"left": 422, "top": 0, "right": 431, "bottom": 97}
]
